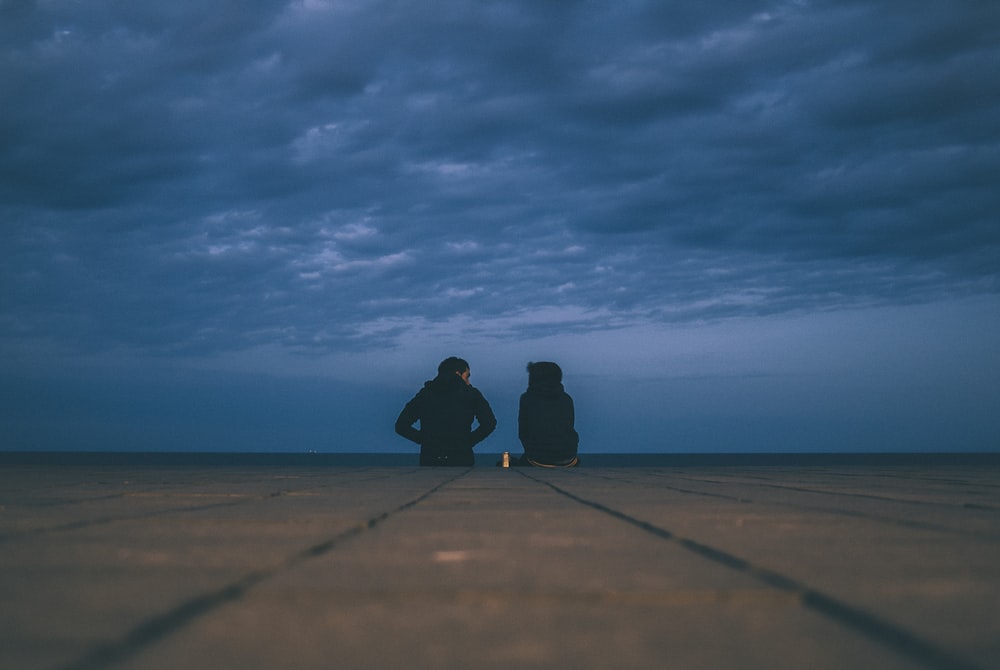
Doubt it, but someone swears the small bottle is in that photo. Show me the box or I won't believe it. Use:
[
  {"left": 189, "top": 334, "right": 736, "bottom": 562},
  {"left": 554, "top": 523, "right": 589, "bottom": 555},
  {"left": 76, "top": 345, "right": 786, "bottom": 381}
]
[{"left": 502, "top": 451, "right": 510, "bottom": 468}]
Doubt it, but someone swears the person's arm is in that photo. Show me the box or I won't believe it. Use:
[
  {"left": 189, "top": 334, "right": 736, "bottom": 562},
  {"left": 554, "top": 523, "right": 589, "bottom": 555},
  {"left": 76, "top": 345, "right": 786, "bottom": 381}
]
[
  {"left": 394, "top": 395, "right": 423, "bottom": 444},
  {"left": 567, "top": 395, "right": 579, "bottom": 446},
  {"left": 469, "top": 390, "right": 497, "bottom": 447},
  {"left": 517, "top": 393, "right": 528, "bottom": 446}
]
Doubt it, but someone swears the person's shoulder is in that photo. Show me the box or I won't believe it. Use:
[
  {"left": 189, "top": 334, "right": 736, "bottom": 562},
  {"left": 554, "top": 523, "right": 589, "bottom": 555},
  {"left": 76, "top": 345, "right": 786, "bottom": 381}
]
[
  {"left": 466, "top": 384, "right": 493, "bottom": 403},
  {"left": 409, "top": 381, "right": 435, "bottom": 399}
]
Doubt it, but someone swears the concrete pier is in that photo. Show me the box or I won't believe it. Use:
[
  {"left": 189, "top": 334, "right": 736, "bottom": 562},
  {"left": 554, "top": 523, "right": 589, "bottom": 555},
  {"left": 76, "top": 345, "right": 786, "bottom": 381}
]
[{"left": 1, "top": 462, "right": 998, "bottom": 669}]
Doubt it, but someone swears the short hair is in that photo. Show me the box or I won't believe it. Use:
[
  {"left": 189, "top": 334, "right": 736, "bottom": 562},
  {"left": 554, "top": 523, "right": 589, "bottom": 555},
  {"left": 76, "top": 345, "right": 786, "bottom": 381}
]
[
  {"left": 527, "top": 361, "right": 562, "bottom": 385},
  {"left": 438, "top": 356, "right": 470, "bottom": 376}
]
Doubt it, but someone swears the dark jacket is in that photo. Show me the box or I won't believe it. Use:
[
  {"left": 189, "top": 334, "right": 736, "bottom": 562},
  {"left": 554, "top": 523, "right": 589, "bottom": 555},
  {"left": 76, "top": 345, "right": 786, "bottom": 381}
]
[
  {"left": 518, "top": 380, "right": 579, "bottom": 464},
  {"left": 395, "top": 373, "right": 497, "bottom": 466}
]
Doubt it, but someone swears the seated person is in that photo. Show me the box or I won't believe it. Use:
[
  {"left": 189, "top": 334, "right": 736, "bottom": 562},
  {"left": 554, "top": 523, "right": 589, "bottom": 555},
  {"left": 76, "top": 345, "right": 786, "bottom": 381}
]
[
  {"left": 395, "top": 356, "right": 497, "bottom": 466},
  {"left": 512, "top": 361, "right": 579, "bottom": 467}
]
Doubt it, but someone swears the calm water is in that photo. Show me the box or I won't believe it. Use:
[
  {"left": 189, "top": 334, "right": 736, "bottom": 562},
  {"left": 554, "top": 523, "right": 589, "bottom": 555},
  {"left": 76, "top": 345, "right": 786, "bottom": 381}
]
[{"left": 1, "top": 451, "right": 997, "bottom": 468}]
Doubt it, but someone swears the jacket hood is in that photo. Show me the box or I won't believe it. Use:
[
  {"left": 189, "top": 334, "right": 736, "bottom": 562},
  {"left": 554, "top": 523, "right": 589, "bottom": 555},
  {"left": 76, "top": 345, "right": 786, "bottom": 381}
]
[
  {"left": 526, "top": 380, "right": 565, "bottom": 397},
  {"left": 425, "top": 373, "right": 468, "bottom": 394}
]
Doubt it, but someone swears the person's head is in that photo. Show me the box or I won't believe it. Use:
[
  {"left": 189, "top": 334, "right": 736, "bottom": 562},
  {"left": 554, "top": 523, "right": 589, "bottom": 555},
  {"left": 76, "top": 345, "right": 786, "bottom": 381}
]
[
  {"left": 438, "top": 356, "right": 471, "bottom": 384},
  {"left": 526, "top": 361, "right": 562, "bottom": 386}
]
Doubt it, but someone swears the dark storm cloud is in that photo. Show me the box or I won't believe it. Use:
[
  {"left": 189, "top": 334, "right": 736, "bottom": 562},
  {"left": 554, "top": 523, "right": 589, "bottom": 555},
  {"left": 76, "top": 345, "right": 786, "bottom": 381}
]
[{"left": 2, "top": 0, "right": 998, "bottom": 356}]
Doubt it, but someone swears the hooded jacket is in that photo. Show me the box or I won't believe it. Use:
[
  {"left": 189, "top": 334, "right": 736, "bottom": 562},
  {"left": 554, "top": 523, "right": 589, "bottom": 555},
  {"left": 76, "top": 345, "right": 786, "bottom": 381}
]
[
  {"left": 395, "top": 373, "right": 497, "bottom": 465},
  {"left": 518, "top": 380, "right": 579, "bottom": 464}
]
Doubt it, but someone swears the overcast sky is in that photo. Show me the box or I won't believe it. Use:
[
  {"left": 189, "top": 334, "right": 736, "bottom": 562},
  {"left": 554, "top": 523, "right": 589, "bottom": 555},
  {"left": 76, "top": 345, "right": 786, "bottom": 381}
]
[{"left": 2, "top": 1, "right": 999, "bottom": 455}]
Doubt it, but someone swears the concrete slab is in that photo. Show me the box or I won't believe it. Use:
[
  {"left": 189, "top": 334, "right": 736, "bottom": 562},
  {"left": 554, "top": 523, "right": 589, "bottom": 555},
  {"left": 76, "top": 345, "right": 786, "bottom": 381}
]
[{"left": 1, "top": 464, "right": 997, "bottom": 670}]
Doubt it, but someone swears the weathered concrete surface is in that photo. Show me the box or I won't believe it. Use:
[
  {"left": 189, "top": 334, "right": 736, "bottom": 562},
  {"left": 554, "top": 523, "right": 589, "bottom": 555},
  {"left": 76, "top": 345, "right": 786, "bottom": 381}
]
[{"left": 1, "top": 464, "right": 998, "bottom": 670}]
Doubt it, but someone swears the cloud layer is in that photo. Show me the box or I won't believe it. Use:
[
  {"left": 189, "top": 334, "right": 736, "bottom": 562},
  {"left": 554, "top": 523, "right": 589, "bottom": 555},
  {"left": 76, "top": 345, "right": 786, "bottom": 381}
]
[{"left": 3, "top": 0, "right": 999, "bottom": 358}]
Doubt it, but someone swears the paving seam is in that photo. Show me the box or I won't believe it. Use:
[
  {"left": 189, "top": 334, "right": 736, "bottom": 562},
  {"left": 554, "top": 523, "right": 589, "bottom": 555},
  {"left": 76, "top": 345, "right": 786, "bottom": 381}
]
[
  {"left": 639, "top": 469, "right": 996, "bottom": 508},
  {"left": 1, "top": 492, "right": 130, "bottom": 509},
  {"left": 0, "top": 479, "right": 374, "bottom": 543},
  {"left": 566, "top": 469, "right": 1000, "bottom": 541},
  {"left": 519, "top": 470, "right": 985, "bottom": 670},
  {"left": 666, "top": 474, "right": 998, "bottom": 510},
  {"left": 0, "top": 500, "right": 253, "bottom": 544},
  {"left": 50, "top": 469, "right": 471, "bottom": 670}
]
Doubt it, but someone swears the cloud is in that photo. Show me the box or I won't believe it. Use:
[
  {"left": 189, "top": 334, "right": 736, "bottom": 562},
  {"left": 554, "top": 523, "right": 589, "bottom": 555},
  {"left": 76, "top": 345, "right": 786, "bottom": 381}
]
[{"left": 2, "top": 0, "right": 998, "bottom": 360}]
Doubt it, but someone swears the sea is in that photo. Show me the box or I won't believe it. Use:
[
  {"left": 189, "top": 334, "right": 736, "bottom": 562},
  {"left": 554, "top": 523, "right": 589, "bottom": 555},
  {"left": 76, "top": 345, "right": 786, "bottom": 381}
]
[{"left": 1, "top": 451, "right": 998, "bottom": 468}]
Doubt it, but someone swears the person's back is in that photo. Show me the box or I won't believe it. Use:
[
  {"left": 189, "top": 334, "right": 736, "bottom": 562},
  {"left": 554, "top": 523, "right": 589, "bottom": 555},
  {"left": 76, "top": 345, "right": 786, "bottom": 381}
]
[
  {"left": 517, "top": 361, "right": 579, "bottom": 467},
  {"left": 395, "top": 357, "right": 497, "bottom": 466}
]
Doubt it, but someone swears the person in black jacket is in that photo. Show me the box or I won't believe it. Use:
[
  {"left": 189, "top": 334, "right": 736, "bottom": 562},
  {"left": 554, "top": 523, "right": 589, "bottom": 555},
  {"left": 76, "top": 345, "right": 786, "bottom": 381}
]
[
  {"left": 514, "top": 361, "right": 579, "bottom": 467},
  {"left": 395, "top": 357, "right": 497, "bottom": 466}
]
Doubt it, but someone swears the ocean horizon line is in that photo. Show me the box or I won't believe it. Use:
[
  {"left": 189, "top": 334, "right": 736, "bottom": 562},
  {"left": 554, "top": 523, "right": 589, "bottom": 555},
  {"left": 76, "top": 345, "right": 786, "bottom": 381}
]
[{"left": 2, "top": 450, "right": 998, "bottom": 468}]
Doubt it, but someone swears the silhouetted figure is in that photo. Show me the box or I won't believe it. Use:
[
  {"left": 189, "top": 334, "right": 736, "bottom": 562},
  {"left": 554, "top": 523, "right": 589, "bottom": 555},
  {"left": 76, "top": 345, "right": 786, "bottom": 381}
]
[
  {"left": 395, "top": 357, "right": 497, "bottom": 466},
  {"left": 513, "top": 361, "right": 579, "bottom": 467}
]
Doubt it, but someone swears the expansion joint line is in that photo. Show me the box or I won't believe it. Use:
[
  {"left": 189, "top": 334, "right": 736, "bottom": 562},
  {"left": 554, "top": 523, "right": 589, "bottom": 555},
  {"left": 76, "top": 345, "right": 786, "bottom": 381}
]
[
  {"left": 519, "top": 471, "right": 984, "bottom": 670},
  {"left": 55, "top": 470, "right": 469, "bottom": 670},
  {"left": 0, "top": 500, "right": 249, "bottom": 544},
  {"left": 4, "top": 483, "right": 341, "bottom": 544}
]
